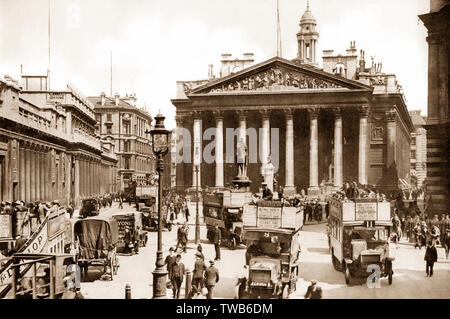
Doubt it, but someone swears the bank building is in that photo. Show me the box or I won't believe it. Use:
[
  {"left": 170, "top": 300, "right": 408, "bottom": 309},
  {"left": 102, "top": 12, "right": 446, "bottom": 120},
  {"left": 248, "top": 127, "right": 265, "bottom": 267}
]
[{"left": 171, "top": 2, "right": 413, "bottom": 196}]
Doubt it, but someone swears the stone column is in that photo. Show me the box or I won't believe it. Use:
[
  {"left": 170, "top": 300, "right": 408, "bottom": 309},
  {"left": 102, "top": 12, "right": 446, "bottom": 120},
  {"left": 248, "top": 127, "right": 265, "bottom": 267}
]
[
  {"left": 35, "top": 148, "right": 41, "bottom": 201},
  {"left": 284, "top": 109, "right": 296, "bottom": 194},
  {"left": 333, "top": 108, "right": 343, "bottom": 188},
  {"left": 25, "top": 147, "right": 31, "bottom": 203},
  {"left": 74, "top": 157, "right": 80, "bottom": 206},
  {"left": 88, "top": 160, "right": 92, "bottom": 196},
  {"left": 386, "top": 108, "right": 397, "bottom": 169},
  {"left": 260, "top": 109, "right": 271, "bottom": 182},
  {"left": 214, "top": 111, "right": 224, "bottom": 188},
  {"left": 30, "top": 147, "right": 36, "bottom": 202},
  {"left": 45, "top": 149, "right": 51, "bottom": 201},
  {"left": 39, "top": 152, "right": 45, "bottom": 201},
  {"left": 308, "top": 108, "right": 319, "bottom": 194},
  {"left": 19, "top": 146, "right": 25, "bottom": 201},
  {"left": 175, "top": 116, "right": 185, "bottom": 190},
  {"left": 192, "top": 112, "right": 202, "bottom": 187},
  {"left": 358, "top": 106, "right": 369, "bottom": 185}
]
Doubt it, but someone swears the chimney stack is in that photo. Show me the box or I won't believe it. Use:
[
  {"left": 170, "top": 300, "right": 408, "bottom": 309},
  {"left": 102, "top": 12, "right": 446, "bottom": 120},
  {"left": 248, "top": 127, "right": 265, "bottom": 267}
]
[
  {"left": 100, "top": 92, "right": 106, "bottom": 106},
  {"left": 359, "top": 50, "right": 366, "bottom": 72},
  {"left": 114, "top": 92, "right": 120, "bottom": 106}
]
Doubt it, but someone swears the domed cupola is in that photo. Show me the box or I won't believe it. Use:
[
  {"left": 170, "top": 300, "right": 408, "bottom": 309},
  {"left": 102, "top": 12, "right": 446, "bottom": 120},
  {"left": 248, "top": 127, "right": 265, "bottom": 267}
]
[{"left": 295, "top": 0, "right": 319, "bottom": 66}]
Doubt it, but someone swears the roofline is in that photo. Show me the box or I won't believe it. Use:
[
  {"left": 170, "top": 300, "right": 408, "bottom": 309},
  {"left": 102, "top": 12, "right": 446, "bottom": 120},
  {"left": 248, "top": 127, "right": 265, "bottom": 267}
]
[{"left": 190, "top": 56, "right": 373, "bottom": 94}]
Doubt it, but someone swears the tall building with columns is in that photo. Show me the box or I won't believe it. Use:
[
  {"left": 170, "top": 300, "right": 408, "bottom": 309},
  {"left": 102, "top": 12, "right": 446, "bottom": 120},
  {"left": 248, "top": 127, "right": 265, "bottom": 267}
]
[
  {"left": 0, "top": 75, "right": 117, "bottom": 207},
  {"left": 88, "top": 93, "right": 154, "bottom": 192},
  {"left": 419, "top": 0, "right": 449, "bottom": 215},
  {"left": 171, "top": 3, "right": 413, "bottom": 196}
]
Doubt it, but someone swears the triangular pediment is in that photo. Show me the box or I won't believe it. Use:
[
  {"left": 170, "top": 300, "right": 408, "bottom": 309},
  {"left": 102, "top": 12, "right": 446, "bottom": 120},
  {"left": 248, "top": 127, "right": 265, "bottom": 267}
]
[{"left": 189, "top": 57, "right": 371, "bottom": 95}]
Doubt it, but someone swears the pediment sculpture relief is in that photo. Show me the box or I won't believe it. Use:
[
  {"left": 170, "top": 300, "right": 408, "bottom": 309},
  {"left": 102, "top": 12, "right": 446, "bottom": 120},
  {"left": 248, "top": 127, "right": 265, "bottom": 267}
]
[{"left": 202, "top": 66, "right": 344, "bottom": 93}]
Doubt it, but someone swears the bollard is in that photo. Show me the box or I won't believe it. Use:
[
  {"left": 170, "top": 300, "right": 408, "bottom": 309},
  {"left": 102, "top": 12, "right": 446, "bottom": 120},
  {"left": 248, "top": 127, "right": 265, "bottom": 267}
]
[
  {"left": 125, "top": 283, "right": 131, "bottom": 299},
  {"left": 185, "top": 269, "right": 192, "bottom": 299}
]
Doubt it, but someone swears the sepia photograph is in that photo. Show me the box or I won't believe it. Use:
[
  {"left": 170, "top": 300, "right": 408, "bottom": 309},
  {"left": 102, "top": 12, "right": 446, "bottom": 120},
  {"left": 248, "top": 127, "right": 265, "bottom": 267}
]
[{"left": 0, "top": 0, "right": 449, "bottom": 306}]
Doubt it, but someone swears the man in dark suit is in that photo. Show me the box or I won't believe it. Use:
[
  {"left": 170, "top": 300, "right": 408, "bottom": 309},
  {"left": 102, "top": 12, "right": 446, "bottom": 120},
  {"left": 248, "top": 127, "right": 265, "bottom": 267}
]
[
  {"left": 424, "top": 241, "right": 438, "bottom": 277},
  {"left": 213, "top": 225, "right": 221, "bottom": 261},
  {"left": 191, "top": 252, "right": 206, "bottom": 297},
  {"left": 171, "top": 254, "right": 185, "bottom": 298},
  {"left": 204, "top": 260, "right": 219, "bottom": 299}
]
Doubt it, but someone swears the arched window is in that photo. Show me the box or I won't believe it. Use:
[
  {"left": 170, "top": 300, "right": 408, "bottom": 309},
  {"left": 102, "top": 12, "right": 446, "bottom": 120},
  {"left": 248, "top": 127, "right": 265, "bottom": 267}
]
[{"left": 333, "top": 63, "right": 346, "bottom": 77}]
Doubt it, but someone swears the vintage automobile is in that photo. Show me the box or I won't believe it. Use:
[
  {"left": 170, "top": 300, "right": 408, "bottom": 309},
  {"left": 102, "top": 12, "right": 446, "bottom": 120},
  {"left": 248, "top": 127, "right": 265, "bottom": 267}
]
[
  {"left": 238, "top": 201, "right": 303, "bottom": 299},
  {"left": 203, "top": 191, "right": 249, "bottom": 249},
  {"left": 73, "top": 217, "right": 119, "bottom": 280},
  {"left": 241, "top": 228, "right": 301, "bottom": 299},
  {"left": 79, "top": 198, "right": 100, "bottom": 218},
  {"left": 112, "top": 212, "right": 148, "bottom": 254},
  {"left": 328, "top": 197, "right": 394, "bottom": 285}
]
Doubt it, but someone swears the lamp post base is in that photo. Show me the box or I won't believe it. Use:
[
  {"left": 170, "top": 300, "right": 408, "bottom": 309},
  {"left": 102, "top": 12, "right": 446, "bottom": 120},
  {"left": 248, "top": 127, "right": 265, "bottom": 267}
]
[{"left": 152, "top": 267, "right": 168, "bottom": 299}]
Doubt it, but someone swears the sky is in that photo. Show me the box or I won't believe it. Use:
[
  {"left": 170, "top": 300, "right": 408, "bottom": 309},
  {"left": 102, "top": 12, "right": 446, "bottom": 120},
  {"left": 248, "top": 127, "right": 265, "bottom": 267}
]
[{"left": 0, "top": 0, "right": 430, "bottom": 129}]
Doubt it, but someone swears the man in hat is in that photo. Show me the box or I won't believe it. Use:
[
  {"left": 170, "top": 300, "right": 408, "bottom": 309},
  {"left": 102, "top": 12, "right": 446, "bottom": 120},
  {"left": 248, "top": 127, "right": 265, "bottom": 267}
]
[
  {"left": 304, "top": 279, "right": 322, "bottom": 299},
  {"left": 171, "top": 254, "right": 185, "bottom": 299},
  {"left": 424, "top": 240, "right": 438, "bottom": 277},
  {"left": 443, "top": 229, "right": 450, "bottom": 260},
  {"left": 164, "top": 247, "right": 176, "bottom": 288},
  {"left": 190, "top": 251, "right": 206, "bottom": 297},
  {"left": 213, "top": 225, "right": 221, "bottom": 261},
  {"left": 262, "top": 182, "right": 273, "bottom": 200},
  {"left": 204, "top": 260, "right": 219, "bottom": 299}
]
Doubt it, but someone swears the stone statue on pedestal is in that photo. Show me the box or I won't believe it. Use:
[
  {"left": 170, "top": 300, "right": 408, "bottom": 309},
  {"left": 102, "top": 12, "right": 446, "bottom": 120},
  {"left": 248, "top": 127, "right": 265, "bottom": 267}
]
[
  {"left": 236, "top": 138, "right": 248, "bottom": 178},
  {"left": 232, "top": 138, "right": 251, "bottom": 190}
]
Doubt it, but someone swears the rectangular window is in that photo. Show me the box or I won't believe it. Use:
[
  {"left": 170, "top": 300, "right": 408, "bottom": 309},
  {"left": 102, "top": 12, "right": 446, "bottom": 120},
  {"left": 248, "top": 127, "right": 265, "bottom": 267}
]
[{"left": 107, "top": 113, "right": 112, "bottom": 121}]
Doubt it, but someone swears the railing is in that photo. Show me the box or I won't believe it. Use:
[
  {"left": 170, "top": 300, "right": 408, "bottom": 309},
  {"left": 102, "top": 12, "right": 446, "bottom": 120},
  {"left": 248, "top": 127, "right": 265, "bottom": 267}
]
[{"left": 18, "top": 107, "right": 52, "bottom": 130}]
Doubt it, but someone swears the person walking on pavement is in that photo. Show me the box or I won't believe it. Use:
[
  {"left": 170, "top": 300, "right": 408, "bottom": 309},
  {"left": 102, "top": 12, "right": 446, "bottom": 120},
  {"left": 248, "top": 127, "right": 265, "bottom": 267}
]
[
  {"left": 304, "top": 279, "right": 322, "bottom": 299},
  {"left": 171, "top": 254, "right": 185, "bottom": 299},
  {"left": 118, "top": 196, "right": 123, "bottom": 209},
  {"left": 190, "top": 252, "right": 206, "bottom": 297},
  {"left": 443, "top": 229, "right": 450, "bottom": 260},
  {"left": 196, "top": 244, "right": 205, "bottom": 260},
  {"left": 184, "top": 202, "right": 190, "bottom": 223},
  {"left": 213, "top": 225, "right": 221, "bottom": 261},
  {"left": 204, "top": 260, "right": 219, "bottom": 299},
  {"left": 164, "top": 247, "right": 176, "bottom": 288},
  {"left": 424, "top": 241, "right": 438, "bottom": 277}
]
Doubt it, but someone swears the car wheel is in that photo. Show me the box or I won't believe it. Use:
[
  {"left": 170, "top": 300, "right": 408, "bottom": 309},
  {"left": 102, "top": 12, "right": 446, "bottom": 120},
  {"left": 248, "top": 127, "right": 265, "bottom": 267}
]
[{"left": 345, "top": 266, "right": 351, "bottom": 285}]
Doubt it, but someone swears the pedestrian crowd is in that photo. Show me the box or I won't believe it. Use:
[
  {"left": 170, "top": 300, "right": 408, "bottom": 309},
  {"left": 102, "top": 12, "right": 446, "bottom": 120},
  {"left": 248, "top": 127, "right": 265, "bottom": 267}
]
[{"left": 164, "top": 243, "right": 220, "bottom": 299}]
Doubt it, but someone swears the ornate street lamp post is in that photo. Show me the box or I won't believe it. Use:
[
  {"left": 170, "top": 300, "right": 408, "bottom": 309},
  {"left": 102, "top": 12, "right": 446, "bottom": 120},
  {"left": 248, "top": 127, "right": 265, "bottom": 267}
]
[
  {"left": 145, "top": 113, "right": 169, "bottom": 299},
  {"left": 195, "top": 165, "right": 200, "bottom": 244}
]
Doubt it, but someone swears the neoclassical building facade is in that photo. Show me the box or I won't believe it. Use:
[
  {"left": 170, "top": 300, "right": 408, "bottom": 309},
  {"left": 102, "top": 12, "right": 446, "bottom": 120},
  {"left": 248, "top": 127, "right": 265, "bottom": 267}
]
[
  {"left": 171, "top": 4, "right": 413, "bottom": 196},
  {"left": 0, "top": 75, "right": 117, "bottom": 207},
  {"left": 88, "top": 93, "right": 154, "bottom": 192}
]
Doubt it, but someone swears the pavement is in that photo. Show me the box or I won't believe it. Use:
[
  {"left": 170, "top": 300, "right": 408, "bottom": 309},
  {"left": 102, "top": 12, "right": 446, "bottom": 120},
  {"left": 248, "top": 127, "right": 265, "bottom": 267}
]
[{"left": 79, "top": 202, "right": 450, "bottom": 299}]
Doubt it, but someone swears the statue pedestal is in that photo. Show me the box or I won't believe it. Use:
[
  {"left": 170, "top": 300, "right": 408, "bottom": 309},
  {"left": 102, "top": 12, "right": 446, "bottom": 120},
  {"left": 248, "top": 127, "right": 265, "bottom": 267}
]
[
  {"left": 232, "top": 176, "right": 251, "bottom": 192},
  {"left": 307, "top": 186, "right": 320, "bottom": 196},
  {"left": 283, "top": 186, "right": 297, "bottom": 196}
]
